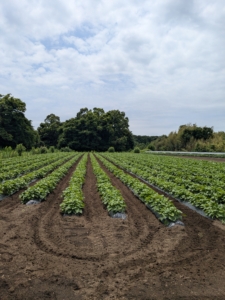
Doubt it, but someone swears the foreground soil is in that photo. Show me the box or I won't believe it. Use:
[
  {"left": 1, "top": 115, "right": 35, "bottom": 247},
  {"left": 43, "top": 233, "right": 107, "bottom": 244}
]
[{"left": 1, "top": 155, "right": 225, "bottom": 299}]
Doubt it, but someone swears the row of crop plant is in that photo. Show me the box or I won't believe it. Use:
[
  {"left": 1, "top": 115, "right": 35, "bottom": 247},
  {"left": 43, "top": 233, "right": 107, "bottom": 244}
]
[
  {"left": 0, "top": 153, "right": 75, "bottom": 196},
  {"left": 96, "top": 154, "right": 182, "bottom": 224},
  {"left": 5, "top": 152, "right": 222, "bottom": 225},
  {"left": 0, "top": 153, "right": 68, "bottom": 182},
  {"left": 20, "top": 154, "right": 82, "bottom": 203},
  {"left": 0, "top": 153, "right": 49, "bottom": 169},
  {"left": 59, "top": 153, "right": 183, "bottom": 223},
  {"left": 0, "top": 152, "right": 184, "bottom": 224},
  {"left": 121, "top": 153, "right": 225, "bottom": 201},
  {"left": 102, "top": 153, "right": 225, "bottom": 198},
  {"left": 60, "top": 153, "right": 127, "bottom": 215},
  {"left": 90, "top": 153, "right": 126, "bottom": 214},
  {"left": 102, "top": 153, "right": 225, "bottom": 222},
  {"left": 135, "top": 154, "right": 225, "bottom": 187},
  {"left": 60, "top": 153, "right": 88, "bottom": 214}
]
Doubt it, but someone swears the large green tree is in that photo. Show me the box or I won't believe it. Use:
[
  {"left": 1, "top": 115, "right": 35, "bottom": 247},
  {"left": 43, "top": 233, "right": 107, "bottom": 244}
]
[
  {"left": 37, "top": 114, "right": 61, "bottom": 147},
  {"left": 102, "top": 110, "right": 134, "bottom": 151},
  {"left": 0, "top": 94, "right": 36, "bottom": 149},
  {"left": 58, "top": 108, "right": 134, "bottom": 151}
]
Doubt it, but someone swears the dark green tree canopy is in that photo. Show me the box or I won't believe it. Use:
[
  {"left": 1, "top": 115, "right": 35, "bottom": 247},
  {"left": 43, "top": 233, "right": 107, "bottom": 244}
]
[
  {"left": 133, "top": 135, "right": 159, "bottom": 149},
  {"left": 0, "top": 94, "right": 133, "bottom": 151},
  {"left": 37, "top": 114, "right": 61, "bottom": 147},
  {"left": 58, "top": 108, "right": 134, "bottom": 151},
  {"left": 150, "top": 124, "right": 218, "bottom": 152},
  {"left": 0, "top": 94, "right": 36, "bottom": 149},
  {"left": 180, "top": 125, "right": 213, "bottom": 145}
]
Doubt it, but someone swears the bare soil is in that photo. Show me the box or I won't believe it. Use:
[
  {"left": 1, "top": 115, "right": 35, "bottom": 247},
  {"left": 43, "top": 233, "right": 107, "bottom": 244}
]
[{"left": 1, "top": 155, "right": 225, "bottom": 299}]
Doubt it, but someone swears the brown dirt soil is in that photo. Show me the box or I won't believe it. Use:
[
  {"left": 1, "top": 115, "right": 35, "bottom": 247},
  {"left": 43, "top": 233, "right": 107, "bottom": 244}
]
[{"left": 1, "top": 155, "right": 225, "bottom": 299}]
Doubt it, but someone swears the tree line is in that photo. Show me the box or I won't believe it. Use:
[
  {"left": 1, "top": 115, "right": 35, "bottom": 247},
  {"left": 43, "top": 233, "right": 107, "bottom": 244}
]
[
  {"left": 1, "top": 94, "right": 224, "bottom": 153},
  {"left": 0, "top": 94, "right": 134, "bottom": 151},
  {"left": 148, "top": 124, "right": 225, "bottom": 152}
]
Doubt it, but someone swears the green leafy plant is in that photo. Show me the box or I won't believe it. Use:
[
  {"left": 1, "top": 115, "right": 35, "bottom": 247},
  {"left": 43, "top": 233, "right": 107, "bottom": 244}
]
[
  {"left": 0, "top": 153, "right": 67, "bottom": 182},
  {"left": 60, "top": 147, "right": 72, "bottom": 152},
  {"left": 108, "top": 146, "right": 115, "bottom": 153},
  {"left": 0, "top": 154, "right": 75, "bottom": 196},
  {"left": 16, "top": 144, "right": 26, "bottom": 156},
  {"left": 20, "top": 154, "right": 81, "bottom": 203},
  {"left": 31, "top": 147, "right": 36, "bottom": 155},
  {"left": 60, "top": 154, "right": 88, "bottom": 215},
  {"left": 103, "top": 152, "right": 225, "bottom": 222},
  {"left": 40, "top": 146, "right": 48, "bottom": 154},
  {"left": 49, "top": 146, "right": 55, "bottom": 153},
  {"left": 134, "top": 147, "right": 140, "bottom": 153},
  {"left": 97, "top": 153, "right": 182, "bottom": 224},
  {"left": 90, "top": 154, "right": 126, "bottom": 214}
]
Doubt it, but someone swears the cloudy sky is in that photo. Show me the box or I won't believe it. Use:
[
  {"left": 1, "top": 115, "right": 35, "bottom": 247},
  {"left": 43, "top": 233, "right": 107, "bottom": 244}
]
[{"left": 0, "top": 0, "right": 224, "bottom": 135}]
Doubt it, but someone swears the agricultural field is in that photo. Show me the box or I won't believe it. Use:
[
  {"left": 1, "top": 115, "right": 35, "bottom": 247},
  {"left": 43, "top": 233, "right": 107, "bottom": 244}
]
[{"left": 1, "top": 153, "right": 225, "bottom": 299}]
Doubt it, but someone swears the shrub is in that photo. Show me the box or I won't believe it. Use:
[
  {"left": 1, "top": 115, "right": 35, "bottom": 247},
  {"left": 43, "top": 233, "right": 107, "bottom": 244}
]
[
  {"left": 1, "top": 146, "right": 17, "bottom": 158},
  {"left": 49, "top": 146, "right": 55, "bottom": 153},
  {"left": 34, "top": 147, "right": 41, "bottom": 154},
  {"left": 134, "top": 147, "right": 140, "bottom": 153},
  {"left": 60, "top": 147, "right": 72, "bottom": 152},
  {"left": 40, "top": 146, "right": 48, "bottom": 154},
  {"left": 5, "top": 146, "right": 13, "bottom": 152},
  {"left": 148, "top": 144, "right": 155, "bottom": 151},
  {"left": 108, "top": 146, "right": 115, "bottom": 153},
  {"left": 16, "top": 144, "right": 26, "bottom": 156},
  {"left": 31, "top": 147, "right": 36, "bottom": 155}
]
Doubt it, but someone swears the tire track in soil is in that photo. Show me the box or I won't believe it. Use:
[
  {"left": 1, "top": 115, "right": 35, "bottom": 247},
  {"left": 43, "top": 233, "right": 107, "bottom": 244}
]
[
  {"left": 81, "top": 156, "right": 109, "bottom": 256},
  {"left": 94, "top": 155, "right": 225, "bottom": 299},
  {"left": 29, "top": 155, "right": 97, "bottom": 261},
  {"left": 1, "top": 154, "right": 225, "bottom": 299},
  {"left": 100, "top": 155, "right": 218, "bottom": 262},
  {"left": 93, "top": 155, "right": 188, "bottom": 296},
  {"left": 60, "top": 154, "right": 161, "bottom": 260},
  {"left": 95, "top": 155, "right": 163, "bottom": 258},
  {"left": 137, "top": 173, "right": 222, "bottom": 269},
  {"left": 30, "top": 155, "right": 113, "bottom": 261},
  {"left": 29, "top": 153, "right": 173, "bottom": 298},
  {"left": 23, "top": 154, "right": 170, "bottom": 298},
  {"left": 0, "top": 182, "right": 46, "bottom": 263}
]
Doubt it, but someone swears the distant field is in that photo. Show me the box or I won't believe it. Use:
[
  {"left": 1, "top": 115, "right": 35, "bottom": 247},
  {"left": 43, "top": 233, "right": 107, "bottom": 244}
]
[{"left": 146, "top": 150, "right": 225, "bottom": 158}]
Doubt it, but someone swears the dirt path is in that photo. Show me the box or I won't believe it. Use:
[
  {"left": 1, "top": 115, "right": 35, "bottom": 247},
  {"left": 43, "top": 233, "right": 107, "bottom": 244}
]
[{"left": 0, "top": 155, "right": 225, "bottom": 299}]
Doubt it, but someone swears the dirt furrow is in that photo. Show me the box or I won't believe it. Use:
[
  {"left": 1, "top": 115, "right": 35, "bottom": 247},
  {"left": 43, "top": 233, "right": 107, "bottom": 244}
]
[{"left": 1, "top": 153, "right": 225, "bottom": 299}]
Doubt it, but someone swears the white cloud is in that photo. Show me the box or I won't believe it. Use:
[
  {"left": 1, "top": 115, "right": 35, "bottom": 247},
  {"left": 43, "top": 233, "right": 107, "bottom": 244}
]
[{"left": 0, "top": 0, "right": 224, "bottom": 135}]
